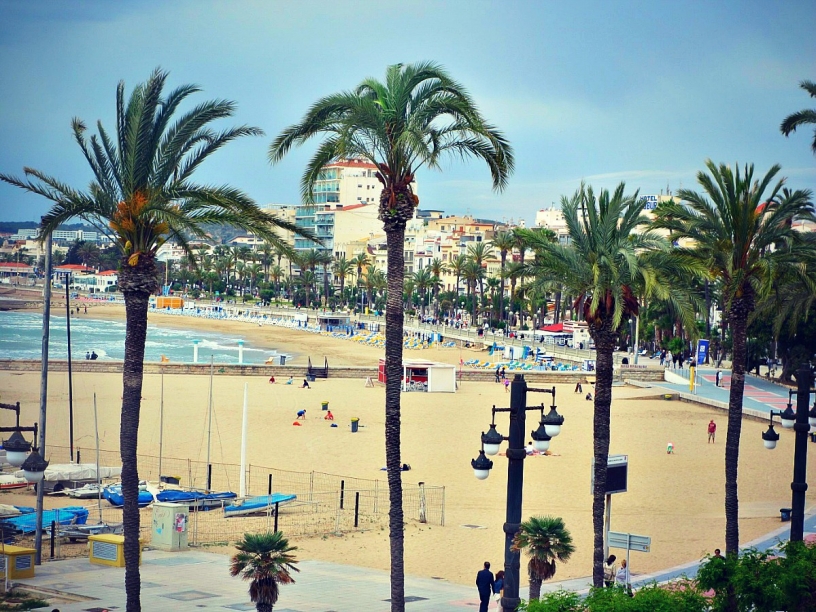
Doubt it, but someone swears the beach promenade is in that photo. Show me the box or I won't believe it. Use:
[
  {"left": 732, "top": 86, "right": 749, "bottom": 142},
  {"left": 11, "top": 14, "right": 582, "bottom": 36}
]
[{"left": 18, "top": 510, "right": 816, "bottom": 611}]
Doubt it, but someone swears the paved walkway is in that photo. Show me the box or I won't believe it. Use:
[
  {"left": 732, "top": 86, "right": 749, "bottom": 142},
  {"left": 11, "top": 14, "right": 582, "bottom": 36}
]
[
  {"left": 642, "top": 365, "right": 795, "bottom": 416},
  {"left": 18, "top": 510, "right": 816, "bottom": 611}
]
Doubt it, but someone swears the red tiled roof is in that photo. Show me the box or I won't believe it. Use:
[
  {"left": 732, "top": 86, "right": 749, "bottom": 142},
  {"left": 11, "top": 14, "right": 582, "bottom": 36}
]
[
  {"left": 325, "top": 159, "right": 377, "bottom": 169},
  {"left": 55, "top": 264, "right": 93, "bottom": 271},
  {"left": 0, "top": 262, "right": 33, "bottom": 268},
  {"left": 98, "top": 270, "right": 117, "bottom": 276}
]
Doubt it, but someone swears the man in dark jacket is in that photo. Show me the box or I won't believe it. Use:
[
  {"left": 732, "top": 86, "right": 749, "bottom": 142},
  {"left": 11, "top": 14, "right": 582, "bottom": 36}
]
[{"left": 476, "top": 561, "right": 494, "bottom": 612}]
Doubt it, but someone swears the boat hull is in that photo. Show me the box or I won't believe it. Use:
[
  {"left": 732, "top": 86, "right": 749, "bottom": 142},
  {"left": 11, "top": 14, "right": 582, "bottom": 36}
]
[{"left": 224, "top": 494, "right": 296, "bottom": 517}]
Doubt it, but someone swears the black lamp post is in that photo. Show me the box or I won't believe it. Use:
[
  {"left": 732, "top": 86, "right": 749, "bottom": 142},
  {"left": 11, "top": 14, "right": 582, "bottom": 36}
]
[
  {"left": 0, "top": 401, "right": 47, "bottom": 481},
  {"left": 761, "top": 363, "right": 815, "bottom": 541},
  {"left": 470, "top": 374, "right": 564, "bottom": 612}
]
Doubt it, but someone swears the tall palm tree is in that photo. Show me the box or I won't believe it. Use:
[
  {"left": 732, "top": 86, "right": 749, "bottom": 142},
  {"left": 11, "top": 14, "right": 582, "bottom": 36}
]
[
  {"left": 450, "top": 253, "right": 468, "bottom": 297},
  {"left": 467, "top": 241, "right": 494, "bottom": 300},
  {"left": 652, "top": 162, "right": 814, "bottom": 562},
  {"left": 413, "top": 267, "right": 432, "bottom": 316},
  {"left": 0, "top": 68, "right": 304, "bottom": 612},
  {"left": 229, "top": 531, "right": 299, "bottom": 612},
  {"left": 521, "top": 183, "right": 691, "bottom": 588},
  {"left": 269, "top": 61, "right": 512, "bottom": 612},
  {"left": 780, "top": 79, "right": 816, "bottom": 154},
  {"left": 491, "top": 230, "right": 515, "bottom": 322},
  {"left": 333, "top": 256, "right": 354, "bottom": 307},
  {"left": 462, "top": 258, "right": 484, "bottom": 323},
  {"left": 317, "top": 250, "right": 333, "bottom": 308},
  {"left": 350, "top": 252, "right": 370, "bottom": 311},
  {"left": 429, "top": 257, "right": 446, "bottom": 317},
  {"left": 269, "top": 265, "right": 284, "bottom": 301},
  {"left": 512, "top": 516, "right": 575, "bottom": 601}
]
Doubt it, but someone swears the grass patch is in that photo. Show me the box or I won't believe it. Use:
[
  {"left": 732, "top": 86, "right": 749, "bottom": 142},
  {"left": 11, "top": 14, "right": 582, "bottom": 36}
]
[{"left": 0, "top": 589, "right": 50, "bottom": 610}]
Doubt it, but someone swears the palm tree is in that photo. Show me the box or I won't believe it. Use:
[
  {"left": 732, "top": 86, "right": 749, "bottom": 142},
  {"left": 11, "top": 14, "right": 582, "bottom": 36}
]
[
  {"left": 413, "top": 267, "right": 432, "bottom": 317},
  {"left": 512, "top": 516, "right": 575, "bottom": 601},
  {"left": 350, "top": 252, "right": 370, "bottom": 311},
  {"left": 652, "top": 162, "right": 814, "bottom": 563},
  {"left": 269, "top": 265, "right": 284, "bottom": 301},
  {"left": 780, "top": 80, "right": 816, "bottom": 154},
  {"left": 462, "top": 258, "right": 484, "bottom": 323},
  {"left": 333, "top": 256, "right": 354, "bottom": 307},
  {"left": 269, "top": 63, "right": 512, "bottom": 609},
  {"left": 450, "top": 253, "right": 468, "bottom": 297},
  {"left": 429, "top": 257, "right": 446, "bottom": 317},
  {"left": 76, "top": 241, "right": 101, "bottom": 267},
  {"left": 229, "top": 531, "right": 299, "bottom": 612},
  {"left": 0, "top": 68, "right": 304, "bottom": 612},
  {"left": 467, "top": 241, "right": 494, "bottom": 301},
  {"left": 521, "top": 183, "right": 690, "bottom": 588},
  {"left": 317, "top": 250, "right": 333, "bottom": 308},
  {"left": 491, "top": 230, "right": 515, "bottom": 322}
]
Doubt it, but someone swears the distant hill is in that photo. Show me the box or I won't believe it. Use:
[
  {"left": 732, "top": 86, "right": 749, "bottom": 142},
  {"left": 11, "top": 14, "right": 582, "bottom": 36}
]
[{"left": 0, "top": 221, "right": 96, "bottom": 234}]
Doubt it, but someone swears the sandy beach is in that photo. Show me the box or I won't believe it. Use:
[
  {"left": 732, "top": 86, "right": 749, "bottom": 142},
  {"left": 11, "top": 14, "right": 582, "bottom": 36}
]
[{"left": 1, "top": 300, "right": 814, "bottom": 587}]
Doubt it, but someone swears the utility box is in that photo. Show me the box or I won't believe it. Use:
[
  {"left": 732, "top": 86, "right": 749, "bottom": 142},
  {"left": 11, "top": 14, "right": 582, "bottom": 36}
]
[
  {"left": 0, "top": 545, "right": 36, "bottom": 579},
  {"left": 89, "top": 534, "right": 144, "bottom": 567},
  {"left": 151, "top": 502, "right": 189, "bottom": 552}
]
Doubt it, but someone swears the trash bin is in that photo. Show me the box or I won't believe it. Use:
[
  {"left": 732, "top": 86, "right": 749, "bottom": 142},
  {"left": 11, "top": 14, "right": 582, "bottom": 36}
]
[
  {"left": 307, "top": 374, "right": 316, "bottom": 382},
  {"left": 351, "top": 418, "right": 359, "bottom": 433},
  {"left": 322, "top": 401, "right": 329, "bottom": 411},
  {"left": 811, "top": 432, "right": 816, "bottom": 443},
  {"left": 280, "top": 355, "right": 286, "bottom": 366},
  {"left": 780, "top": 508, "right": 792, "bottom": 522}
]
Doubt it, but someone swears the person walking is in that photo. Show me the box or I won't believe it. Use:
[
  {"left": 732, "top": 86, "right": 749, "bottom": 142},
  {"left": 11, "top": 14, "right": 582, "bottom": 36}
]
[
  {"left": 476, "top": 561, "right": 494, "bottom": 612},
  {"left": 574, "top": 377, "right": 583, "bottom": 394},
  {"left": 495, "top": 366, "right": 501, "bottom": 383},
  {"left": 603, "top": 554, "right": 617, "bottom": 587},
  {"left": 500, "top": 366, "right": 506, "bottom": 380},
  {"left": 492, "top": 570, "right": 504, "bottom": 610},
  {"left": 715, "top": 369, "right": 722, "bottom": 387},
  {"left": 708, "top": 419, "right": 717, "bottom": 443}
]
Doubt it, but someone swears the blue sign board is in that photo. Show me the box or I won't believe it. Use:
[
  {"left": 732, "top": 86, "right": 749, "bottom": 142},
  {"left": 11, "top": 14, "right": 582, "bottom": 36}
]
[{"left": 696, "top": 339, "right": 710, "bottom": 365}]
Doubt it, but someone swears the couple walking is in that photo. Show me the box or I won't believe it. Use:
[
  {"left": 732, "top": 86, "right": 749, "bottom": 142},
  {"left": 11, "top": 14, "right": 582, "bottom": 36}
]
[{"left": 476, "top": 561, "right": 505, "bottom": 611}]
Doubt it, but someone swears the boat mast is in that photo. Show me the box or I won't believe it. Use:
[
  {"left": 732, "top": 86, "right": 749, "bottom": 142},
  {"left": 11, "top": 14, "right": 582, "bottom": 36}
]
[
  {"left": 158, "top": 372, "right": 164, "bottom": 482},
  {"left": 206, "top": 356, "right": 213, "bottom": 490},
  {"left": 93, "top": 392, "right": 102, "bottom": 522}
]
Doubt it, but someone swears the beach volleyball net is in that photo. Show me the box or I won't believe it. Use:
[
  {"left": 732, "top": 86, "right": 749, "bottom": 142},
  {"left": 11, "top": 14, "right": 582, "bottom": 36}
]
[{"left": 46, "top": 445, "right": 445, "bottom": 548}]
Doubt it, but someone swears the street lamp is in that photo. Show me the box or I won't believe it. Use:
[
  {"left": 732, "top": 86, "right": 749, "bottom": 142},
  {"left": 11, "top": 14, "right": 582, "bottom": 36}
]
[
  {"left": 470, "top": 375, "right": 564, "bottom": 612},
  {"left": 760, "top": 363, "right": 815, "bottom": 542},
  {"left": 0, "top": 402, "right": 47, "bottom": 482}
]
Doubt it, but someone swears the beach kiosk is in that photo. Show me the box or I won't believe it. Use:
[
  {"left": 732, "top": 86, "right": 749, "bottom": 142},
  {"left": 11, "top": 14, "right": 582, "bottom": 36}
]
[
  {"left": 156, "top": 296, "right": 184, "bottom": 309},
  {"left": 378, "top": 359, "right": 456, "bottom": 393},
  {"left": 317, "top": 312, "right": 352, "bottom": 332}
]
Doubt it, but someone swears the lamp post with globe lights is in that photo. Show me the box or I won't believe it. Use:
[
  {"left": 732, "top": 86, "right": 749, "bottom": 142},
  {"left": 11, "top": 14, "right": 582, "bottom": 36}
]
[
  {"left": 0, "top": 402, "right": 47, "bottom": 483},
  {"left": 471, "top": 374, "right": 564, "bottom": 612},
  {"left": 761, "top": 364, "right": 816, "bottom": 542}
]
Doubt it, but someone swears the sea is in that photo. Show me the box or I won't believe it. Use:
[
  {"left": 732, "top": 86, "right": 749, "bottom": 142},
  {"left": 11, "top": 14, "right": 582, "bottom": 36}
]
[{"left": 0, "top": 310, "right": 287, "bottom": 365}]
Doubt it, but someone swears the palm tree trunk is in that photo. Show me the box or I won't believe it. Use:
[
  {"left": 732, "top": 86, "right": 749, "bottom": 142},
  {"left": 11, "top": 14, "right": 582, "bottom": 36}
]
[
  {"left": 119, "top": 258, "right": 158, "bottom": 612},
  {"left": 590, "top": 325, "right": 615, "bottom": 588},
  {"left": 385, "top": 226, "right": 405, "bottom": 611},
  {"left": 499, "top": 252, "right": 506, "bottom": 321},
  {"left": 725, "top": 298, "right": 750, "bottom": 553},
  {"left": 554, "top": 291, "right": 562, "bottom": 324},
  {"left": 529, "top": 577, "right": 543, "bottom": 601}
]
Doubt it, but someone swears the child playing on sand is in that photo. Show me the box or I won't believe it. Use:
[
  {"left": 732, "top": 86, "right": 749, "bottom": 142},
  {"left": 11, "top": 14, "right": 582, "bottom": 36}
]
[
  {"left": 297, "top": 409, "right": 306, "bottom": 420},
  {"left": 504, "top": 378, "right": 510, "bottom": 392},
  {"left": 325, "top": 410, "right": 334, "bottom": 420},
  {"left": 285, "top": 376, "right": 293, "bottom": 385}
]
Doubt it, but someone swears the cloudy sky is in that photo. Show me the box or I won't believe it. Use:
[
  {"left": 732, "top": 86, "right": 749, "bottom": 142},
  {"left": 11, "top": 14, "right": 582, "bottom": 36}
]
[{"left": 1, "top": 0, "right": 814, "bottom": 225}]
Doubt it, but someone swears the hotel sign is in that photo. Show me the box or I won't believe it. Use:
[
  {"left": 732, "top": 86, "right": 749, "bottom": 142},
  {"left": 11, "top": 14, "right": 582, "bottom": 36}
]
[{"left": 641, "top": 195, "right": 658, "bottom": 210}]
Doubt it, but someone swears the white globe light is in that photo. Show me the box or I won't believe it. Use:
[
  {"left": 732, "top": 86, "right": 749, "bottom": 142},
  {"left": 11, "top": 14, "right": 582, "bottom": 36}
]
[
  {"left": 483, "top": 443, "right": 501, "bottom": 456},
  {"left": 781, "top": 417, "right": 795, "bottom": 429},
  {"left": 809, "top": 417, "right": 816, "bottom": 427},
  {"left": 533, "top": 439, "right": 550, "bottom": 452},
  {"left": 544, "top": 424, "right": 561, "bottom": 438},
  {"left": 764, "top": 439, "right": 777, "bottom": 450},
  {"left": 5, "top": 450, "right": 28, "bottom": 467},
  {"left": 473, "top": 468, "right": 490, "bottom": 480},
  {"left": 23, "top": 469, "right": 44, "bottom": 483}
]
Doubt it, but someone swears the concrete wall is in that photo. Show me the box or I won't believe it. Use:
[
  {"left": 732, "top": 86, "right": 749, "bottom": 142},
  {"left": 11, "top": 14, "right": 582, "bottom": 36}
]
[{"left": 0, "top": 360, "right": 665, "bottom": 383}]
